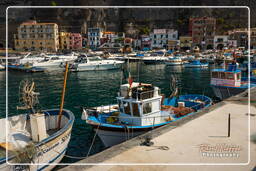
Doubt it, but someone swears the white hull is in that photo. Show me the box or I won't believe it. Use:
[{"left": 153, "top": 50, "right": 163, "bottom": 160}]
[
  {"left": 165, "top": 62, "right": 183, "bottom": 65},
  {"left": 72, "top": 62, "right": 123, "bottom": 71},
  {"left": 184, "top": 64, "right": 208, "bottom": 68},
  {"left": 0, "top": 110, "right": 74, "bottom": 171},
  {"left": 96, "top": 129, "right": 146, "bottom": 147}
]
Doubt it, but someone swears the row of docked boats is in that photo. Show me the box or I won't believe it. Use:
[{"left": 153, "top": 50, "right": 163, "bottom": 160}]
[
  {"left": 1, "top": 51, "right": 212, "bottom": 72},
  {"left": 1, "top": 62, "right": 215, "bottom": 170},
  {"left": 2, "top": 55, "right": 256, "bottom": 170}
]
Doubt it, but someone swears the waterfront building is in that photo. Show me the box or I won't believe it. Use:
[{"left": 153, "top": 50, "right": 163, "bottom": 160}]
[
  {"left": 14, "top": 20, "right": 59, "bottom": 52},
  {"left": 251, "top": 28, "right": 256, "bottom": 49},
  {"left": 189, "top": 17, "right": 216, "bottom": 50},
  {"left": 228, "top": 28, "right": 248, "bottom": 48},
  {"left": 124, "top": 38, "right": 133, "bottom": 48},
  {"left": 82, "top": 34, "right": 88, "bottom": 49},
  {"left": 168, "top": 40, "right": 180, "bottom": 50},
  {"left": 213, "top": 35, "right": 228, "bottom": 50},
  {"left": 69, "top": 33, "right": 82, "bottom": 50},
  {"left": 88, "top": 27, "right": 103, "bottom": 49},
  {"left": 140, "top": 35, "right": 151, "bottom": 50},
  {"left": 59, "top": 32, "right": 82, "bottom": 50},
  {"left": 150, "top": 29, "right": 178, "bottom": 49},
  {"left": 59, "top": 32, "right": 70, "bottom": 50},
  {"left": 179, "top": 36, "right": 192, "bottom": 51}
]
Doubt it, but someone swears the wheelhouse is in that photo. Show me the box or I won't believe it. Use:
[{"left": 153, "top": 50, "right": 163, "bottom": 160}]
[
  {"left": 116, "top": 83, "right": 162, "bottom": 126},
  {"left": 211, "top": 65, "right": 242, "bottom": 87}
]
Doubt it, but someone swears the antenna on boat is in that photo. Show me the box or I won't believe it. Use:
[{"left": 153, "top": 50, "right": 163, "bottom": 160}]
[{"left": 57, "top": 62, "right": 69, "bottom": 129}]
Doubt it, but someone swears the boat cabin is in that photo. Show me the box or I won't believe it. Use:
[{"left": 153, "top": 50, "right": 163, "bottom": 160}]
[
  {"left": 116, "top": 82, "right": 164, "bottom": 126},
  {"left": 211, "top": 64, "right": 242, "bottom": 87}
]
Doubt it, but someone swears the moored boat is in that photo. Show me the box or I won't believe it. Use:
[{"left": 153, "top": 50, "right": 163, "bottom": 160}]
[
  {"left": 1, "top": 65, "right": 74, "bottom": 170},
  {"left": 82, "top": 82, "right": 212, "bottom": 147},
  {"left": 165, "top": 57, "right": 183, "bottom": 65},
  {"left": 184, "top": 60, "right": 209, "bottom": 68},
  {"left": 0, "top": 109, "right": 74, "bottom": 171},
  {"left": 211, "top": 64, "right": 256, "bottom": 100},
  {"left": 69, "top": 56, "right": 124, "bottom": 71}
]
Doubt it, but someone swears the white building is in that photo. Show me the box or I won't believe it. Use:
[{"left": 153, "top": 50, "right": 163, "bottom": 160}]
[
  {"left": 150, "top": 29, "right": 178, "bottom": 49},
  {"left": 88, "top": 28, "right": 103, "bottom": 49},
  {"left": 214, "top": 35, "right": 228, "bottom": 50}
]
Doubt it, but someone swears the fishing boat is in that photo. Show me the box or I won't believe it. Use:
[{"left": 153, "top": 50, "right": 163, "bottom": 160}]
[
  {"left": 0, "top": 65, "right": 74, "bottom": 170},
  {"left": 165, "top": 57, "right": 183, "bottom": 66},
  {"left": 0, "top": 109, "right": 74, "bottom": 171},
  {"left": 82, "top": 81, "right": 212, "bottom": 147},
  {"left": 184, "top": 60, "right": 209, "bottom": 68},
  {"left": 211, "top": 64, "right": 256, "bottom": 100},
  {"left": 69, "top": 56, "right": 124, "bottom": 71}
]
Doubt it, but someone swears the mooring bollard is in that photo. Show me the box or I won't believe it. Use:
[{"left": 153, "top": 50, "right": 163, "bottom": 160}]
[{"left": 228, "top": 113, "right": 231, "bottom": 137}]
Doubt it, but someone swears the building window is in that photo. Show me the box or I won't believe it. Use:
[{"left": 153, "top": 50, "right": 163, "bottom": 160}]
[{"left": 166, "top": 35, "right": 168, "bottom": 38}]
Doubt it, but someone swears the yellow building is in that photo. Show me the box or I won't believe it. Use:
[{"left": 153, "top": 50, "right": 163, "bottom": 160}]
[
  {"left": 14, "top": 20, "right": 59, "bottom": 52},
  {"left": 59, "top": 32, "right": 71, "bottom": 50},
  {"left": 179, "top": 36, "right": 192, "bottom": 50},
  {"left": 168, "top": 40, "right": 180, "bottom": 50}
]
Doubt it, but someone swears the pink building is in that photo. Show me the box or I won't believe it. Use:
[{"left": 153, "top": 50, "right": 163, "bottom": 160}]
[{"left": 70, "top": 33, "right": 82, "bottom": 50}]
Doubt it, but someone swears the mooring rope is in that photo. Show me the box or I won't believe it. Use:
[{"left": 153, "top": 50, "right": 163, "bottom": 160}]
[{"left": 86, "top": 123, "right": 100, "bottom": 157}]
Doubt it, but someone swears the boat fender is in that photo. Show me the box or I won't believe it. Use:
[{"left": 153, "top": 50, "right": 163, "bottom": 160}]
[{"left": 81, "top": 108, "right": 88, "bottom": 120}]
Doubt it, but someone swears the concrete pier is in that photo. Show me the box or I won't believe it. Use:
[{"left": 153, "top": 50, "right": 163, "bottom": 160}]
[{"left": 61, "top": 88, "right": 256, "bottom": 171}]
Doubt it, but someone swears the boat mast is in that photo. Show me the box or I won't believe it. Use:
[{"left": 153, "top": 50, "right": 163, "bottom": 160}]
[{"left": 57, "top": 62, "right": 69, "bottom": 129}]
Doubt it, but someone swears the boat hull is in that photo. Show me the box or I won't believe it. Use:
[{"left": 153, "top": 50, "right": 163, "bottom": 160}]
[
  {"left": 165, "top": 62, "right": 183, "bottom": 65},
  {"left": 72, "top": 63, "right": 123, "bottom": 71},
  {"left": 184, "top": 64, "right": 208, "bottom": 68},
  {"left": 0, "top": 109, "right": 74, "bottom": 171},
  {"left": 143, "top": 60, "right": 166, "bottom": 65},
  {"left": 211, "top": 85, "right": 247, "bottom": 100},
  {"left": 93, "top": 125, "right": 161, "bottom": 147}
]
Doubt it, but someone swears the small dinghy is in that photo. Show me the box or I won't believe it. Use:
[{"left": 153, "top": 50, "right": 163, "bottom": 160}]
[
  {"left": 82, "top": 80, "right": 212, "bottom": 147},
  {"left": 0, "top": 64, "right": 74, "bottom": 171}
]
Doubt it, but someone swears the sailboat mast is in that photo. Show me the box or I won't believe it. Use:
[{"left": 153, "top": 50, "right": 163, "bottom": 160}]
[{"left": 58, "top": 62, "right": 69, "bottom": 129}]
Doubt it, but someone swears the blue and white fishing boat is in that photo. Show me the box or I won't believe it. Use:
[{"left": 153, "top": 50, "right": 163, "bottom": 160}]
[
  {"left": 82, "top": 82, "right": 212, "bottom": 147},
  {"left": 184, "top": 60, "right": 209, "bottom": 68},
  {"left": 211, "top": 64, "right": 256, "bottom": 100}
]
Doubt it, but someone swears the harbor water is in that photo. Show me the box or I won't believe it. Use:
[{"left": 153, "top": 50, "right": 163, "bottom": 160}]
[{"left": 0, "top": 63, "right": 216, "bottom": 163}]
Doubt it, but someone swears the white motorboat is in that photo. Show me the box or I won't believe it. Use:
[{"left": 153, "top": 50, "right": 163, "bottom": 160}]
[
  {"left": 32, "top": 56, "right": 74, "bottom": 68},
  {"left": 69, "top": 56, "right": 125, "bottom": 71}
]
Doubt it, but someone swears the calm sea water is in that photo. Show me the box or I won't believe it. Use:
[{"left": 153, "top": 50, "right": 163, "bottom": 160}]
[{"left": 0, "top": 63, "right": 216, "bottom": 163}]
